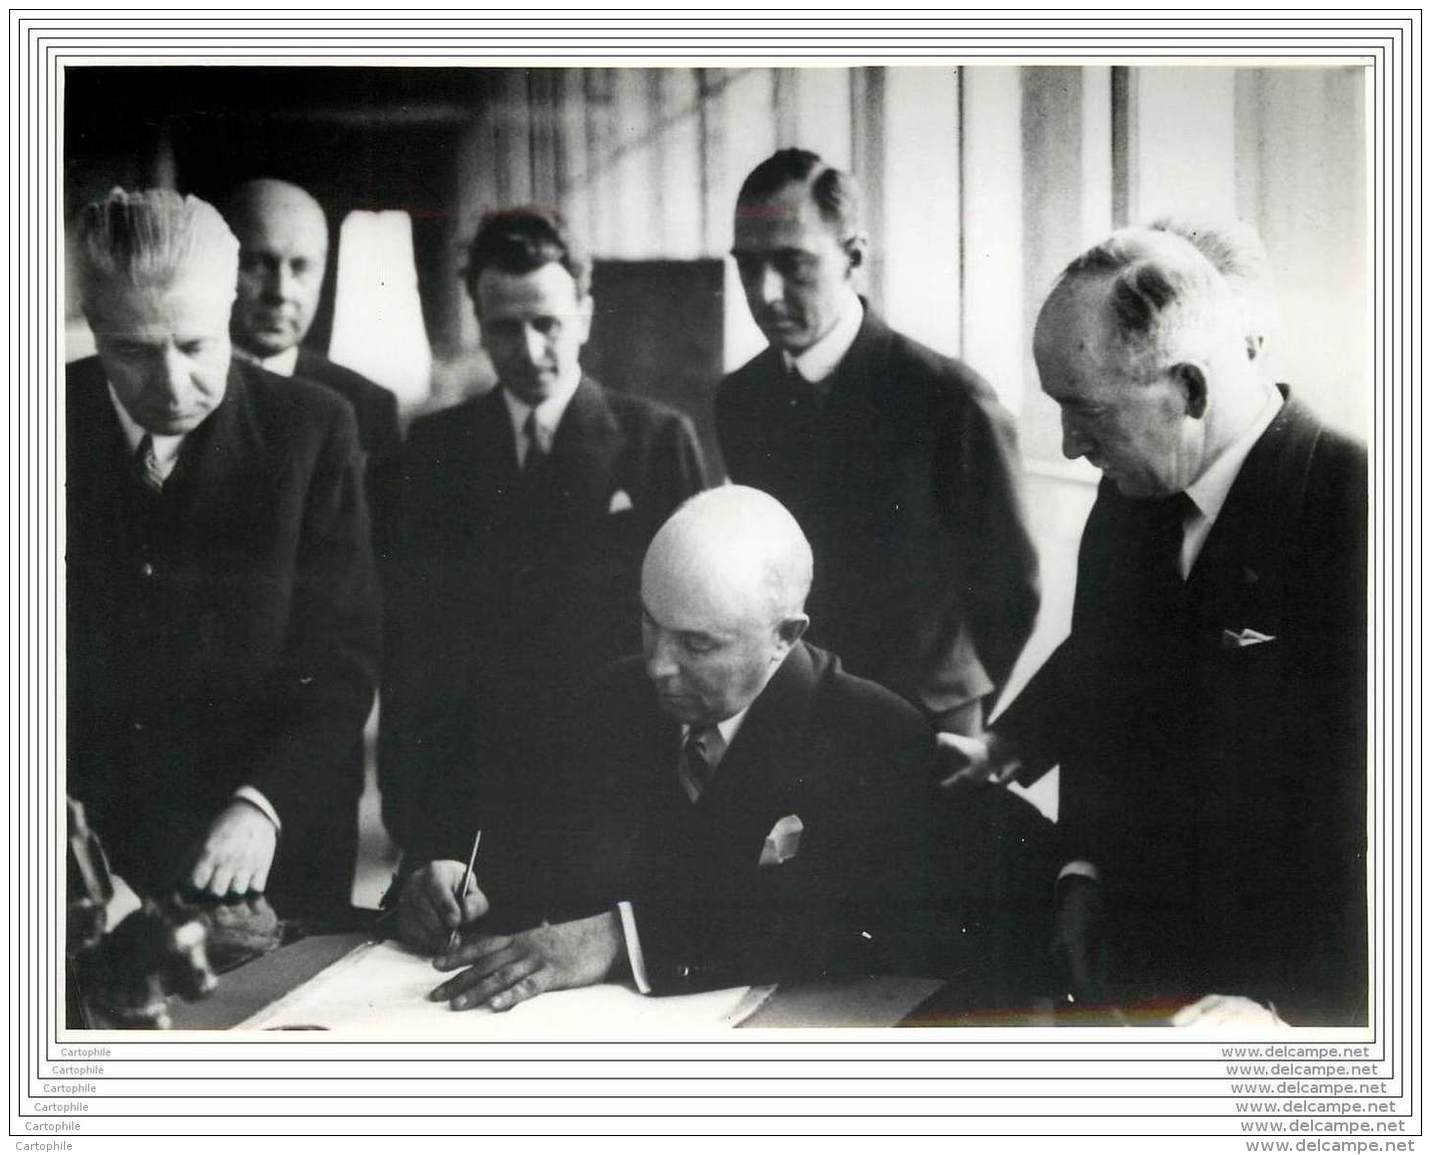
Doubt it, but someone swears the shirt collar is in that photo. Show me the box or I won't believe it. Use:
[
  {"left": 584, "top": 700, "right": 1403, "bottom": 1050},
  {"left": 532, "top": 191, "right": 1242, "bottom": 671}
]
[
  {"left": 106, "top": 384, "right": 186, "bottom": 475},
  {"left": 500, "top": 368, "right": 583, "bottom": 452},
  {"left": 232, "top": 343, "right": 300, "bottom": 378},
  {"left": 784, "top": 287, "right": 864, "bottom": 385},
  {"left": 1183, "top": 387, "right": 1285, "bottom": 524},
  {"left": 683, "top": 705, "right": 751, "bottom": 774}
]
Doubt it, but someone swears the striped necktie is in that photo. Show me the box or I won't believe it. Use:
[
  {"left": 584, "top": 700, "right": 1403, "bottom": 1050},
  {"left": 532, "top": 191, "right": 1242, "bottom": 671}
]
[
  {"left": 522, "top": 410, "right": 547, "bottom": 469},
  {"left": 133, "top": 433, "right": 165, "bottom": 494},
  {"left": 678, "top": 725, "right": 726, "bottom": 803}
]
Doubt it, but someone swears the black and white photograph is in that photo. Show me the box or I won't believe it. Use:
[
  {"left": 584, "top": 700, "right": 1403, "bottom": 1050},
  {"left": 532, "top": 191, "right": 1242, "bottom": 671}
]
[
  {"left": 58, "top": 60, "right": 1371, "bottom": 1034},
  {"left": 14, "top": 14, "right": 1415, "bottom": 1144}
]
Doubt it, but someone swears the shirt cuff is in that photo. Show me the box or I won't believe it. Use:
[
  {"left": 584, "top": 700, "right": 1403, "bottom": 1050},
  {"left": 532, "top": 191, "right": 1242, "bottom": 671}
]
[
  {"left": 1057, "top": 860, "right": 1101, "bottom": 886},
  {"left": 232, "top": 786, "right": 281, "bottom": 832},
  {"left": 616, "top": 900, "right": 652, "bottom": 994}
]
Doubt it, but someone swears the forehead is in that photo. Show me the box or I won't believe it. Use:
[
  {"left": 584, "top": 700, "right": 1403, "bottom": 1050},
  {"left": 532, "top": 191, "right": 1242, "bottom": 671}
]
[
  {"left": 642, "top": 545, "right": 760, "bottom": 636},
  {"left": 474, "top": 262, "right": 583, "bottom": 318},
  {"left": 1033, "top": 278, "right": 1128, "bottom": 396},
  {"left": 732, "top": 182, "right": 840, "bottom": 252},
  {"left": 235, "top": 198, "right": 327, "bottom": 256},
  {"left": 88, "top": 278, "right": 234, "bottom": 339}
]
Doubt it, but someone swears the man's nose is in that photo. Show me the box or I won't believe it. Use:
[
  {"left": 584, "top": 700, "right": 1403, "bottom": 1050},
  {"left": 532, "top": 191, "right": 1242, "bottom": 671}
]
[
  {"left": 754, "top": 264, "right": 784, "bottom": 307},
  {"left": 519, "top": 324, "right": 547, "bottom": 366},
  {"left": 153, "top": 347, "right": 191, "bottom": 402},
  {"left": 1061, "top": 411, "right": 1092, "bottom": 460},
  {"left": 644, "top": 632, "right": 680, "bottom": 681}
]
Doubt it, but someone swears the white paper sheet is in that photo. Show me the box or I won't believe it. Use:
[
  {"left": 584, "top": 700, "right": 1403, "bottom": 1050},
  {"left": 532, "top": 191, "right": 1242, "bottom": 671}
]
[{"left": 239, "top": 940, "right": 774, "bottom": 1035}]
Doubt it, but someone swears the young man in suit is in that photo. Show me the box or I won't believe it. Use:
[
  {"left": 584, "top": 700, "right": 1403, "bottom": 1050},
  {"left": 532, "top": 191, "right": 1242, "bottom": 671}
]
[
  {"left": 716, "top": 149, "right": 1040, "bottom": 737},
  {"left": 67, "top": 188, "right": 380, "bottom": 914},
  {"left": 223, "top": 177, "right": 403, "bottom": 469},
  {"left": 946, "top": 226, "right": 1368, "bottom": 1025},
  {"left": 400, "top": 487, "right": 946, "bottom": 1009},
  {"left": 381, "top": 207, "right": 709, "bottom": 872}
]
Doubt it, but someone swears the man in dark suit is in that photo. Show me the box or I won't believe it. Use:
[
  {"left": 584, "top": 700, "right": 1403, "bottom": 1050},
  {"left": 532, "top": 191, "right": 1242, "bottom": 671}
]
[
  {"left": 716, "top": 149, "right": 1039, "bottom": 737},
  {"left": 946, "top": 226, "right": 1367, "bottom": 1025},
  {"left": 382, "top": 207, "right": 708, "bottom": 868},
  {"left": 223, "top": 178, "right": 402, "bottom": 468},
  {"left": 67, "top": 188, "right": 381, "bottom": 915},
  {"left": 400, "top": 487, "right": 946, "bottom": 1009}
]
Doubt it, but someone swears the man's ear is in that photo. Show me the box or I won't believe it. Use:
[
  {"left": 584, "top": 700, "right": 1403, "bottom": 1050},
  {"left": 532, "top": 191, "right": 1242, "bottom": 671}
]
[
  {"left": 1172, "top": 362, "right": 1209, "bottom": 419},
  {"left": 575, "top": 292, "right": 596, "bottom": 344},
  {"left": 844, "top": 233, "right": 870, "bottom": 275},
  {"left": 774, "top": 615, "right": 810, "bottom": 655}
]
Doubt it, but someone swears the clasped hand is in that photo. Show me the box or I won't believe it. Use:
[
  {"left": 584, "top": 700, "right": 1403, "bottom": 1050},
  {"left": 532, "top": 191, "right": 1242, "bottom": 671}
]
[{"left": 398, "top": 861, "right": 620, "bottom": 1012}]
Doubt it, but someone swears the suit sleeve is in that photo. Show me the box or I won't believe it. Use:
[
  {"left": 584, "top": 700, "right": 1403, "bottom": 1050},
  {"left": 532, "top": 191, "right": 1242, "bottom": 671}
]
[
  {"left": 654, "top": 410, "right": 710, "bottom": 512},
  {"left": 933, "top": 391, "right": 1041, "bottom": 708},
  {"left": 244, "top": 403, "right": 381, "bottom": 836}
]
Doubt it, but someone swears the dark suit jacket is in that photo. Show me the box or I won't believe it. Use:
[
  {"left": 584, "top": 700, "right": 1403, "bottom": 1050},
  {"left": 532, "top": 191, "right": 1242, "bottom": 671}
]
[
  {"left": 999, "top": 390, "right": 1367, "bottom": 1024},
  {"left": 294, "top": 347, "right": 402, "bottom": 467},
  {"left": 381, "top": 376, "right": 708, "bottom": 861},
  {"left": 716, "top": 307, "right": 1040, "bottom": 726},
  {"left": 66, "top": 356, "right": 381, "bottom": 911},
  {"left": 528, "top": 642, "right": 943, "bottom": 994}
]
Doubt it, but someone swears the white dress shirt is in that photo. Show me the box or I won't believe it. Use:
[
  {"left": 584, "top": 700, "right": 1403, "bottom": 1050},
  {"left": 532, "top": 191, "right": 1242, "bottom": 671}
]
[
  {"left": 232, "top": 344, "right": 300, "bottom": 378},
  {"left": 499, "top": 369, "right": 583, "bottom": 466},
  {"left": 783, "top": 286, "right": 864, "bottom": 385}
]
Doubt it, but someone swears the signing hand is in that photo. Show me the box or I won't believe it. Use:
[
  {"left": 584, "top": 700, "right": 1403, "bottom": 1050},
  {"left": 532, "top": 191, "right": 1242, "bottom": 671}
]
[
  {"left": 397, "top": 860, "right": 491, "bottom": 954},
  {"left": 430, "top": 911, "right": 622, "bottom": 1012},
  {"left": 1170, "top": 994, "right": 1289, "bottom": 1029},
  {"left": 188, "top": 801, "right": 278, "bottom": 898}
]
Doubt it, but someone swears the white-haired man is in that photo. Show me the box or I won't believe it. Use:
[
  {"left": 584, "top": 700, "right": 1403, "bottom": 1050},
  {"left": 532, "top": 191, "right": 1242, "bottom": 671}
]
[
  {"left": 947, "top": 226, "right": 1367, "bottom": 1026},
  {"left": 67, "top": 188, "right": 380, "bottom": 915}
]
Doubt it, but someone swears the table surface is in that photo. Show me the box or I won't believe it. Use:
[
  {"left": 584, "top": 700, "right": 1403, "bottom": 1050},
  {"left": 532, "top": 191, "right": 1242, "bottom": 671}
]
[{"left": 163, "top": 931, "right": 953, "bottom": 1031}]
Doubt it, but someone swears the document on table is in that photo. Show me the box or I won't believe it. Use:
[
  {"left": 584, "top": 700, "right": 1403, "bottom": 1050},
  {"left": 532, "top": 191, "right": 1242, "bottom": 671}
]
[{"left": 238, "top": 940, "right": 775, "bottom": 1034}]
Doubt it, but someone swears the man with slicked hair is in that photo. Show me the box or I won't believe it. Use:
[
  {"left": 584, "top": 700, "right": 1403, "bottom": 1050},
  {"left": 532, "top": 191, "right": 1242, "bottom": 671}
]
[
  {"left": 716, "top": 148, "right": 1039, "bottom": 738},
  {"left": 400, "top": 487, "right": 947, "bottom": 1010},
  {"left": 67, "top": 188, "right": 380, "bottom": 914},
  {"left": 223, "top": 178, "right": 402, "bottom": 468},
  {"left": 382, "top": 206, "right": 708, "bottom": 879},
  {"left": 946, "top": 225, "right": 1367, "bottom": 1026}
]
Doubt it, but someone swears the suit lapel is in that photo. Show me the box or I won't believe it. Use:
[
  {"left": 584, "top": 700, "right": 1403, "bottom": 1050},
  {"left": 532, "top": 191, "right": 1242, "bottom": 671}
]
[
  {"left": 167, "top": 362, "right": 268, "bottom": 520},
  {"left": 542, "top": 377, "right": 621, "bottom": 517},
  {"left": 1186, "top": 392, "right": 1319, "bottom": 640},
  {"left": 698, "top": 643, "right": 820, "bottom": 845}
]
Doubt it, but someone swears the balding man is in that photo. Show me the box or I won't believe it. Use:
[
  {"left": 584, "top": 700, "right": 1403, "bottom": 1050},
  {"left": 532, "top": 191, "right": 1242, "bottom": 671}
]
[
  {"left": 949, "top": 226, "right": 1367, "bottom": 1025},
  {"left": 223, "top": 178, "right": 401, "bottom": 466},
  {"left": 399, "top": 487, "right": 944, "bottom": 1009},
  {"left": 67, "top": 188, "right": 380, "bottom": 915}
]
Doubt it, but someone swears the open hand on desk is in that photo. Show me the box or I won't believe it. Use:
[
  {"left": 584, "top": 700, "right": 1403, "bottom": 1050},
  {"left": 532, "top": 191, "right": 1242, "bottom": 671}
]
[
  {"left": 397, "top": 860, "right": 492, "bottom": 953},
  {"left": 187, "top": 801, "right": 278, "bottom": 898},
  {"left": 429, "top": 912, "right": 622, "bottom": 1012}
]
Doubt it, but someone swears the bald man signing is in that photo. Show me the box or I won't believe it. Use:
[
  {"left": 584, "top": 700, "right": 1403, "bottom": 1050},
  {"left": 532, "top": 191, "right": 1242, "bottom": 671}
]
[
  {"left": 224, "top": 178, "right": 402, "bottom": 466},
  {"left": 398, "top": 487, "right": 942, "bottom": 1008}
]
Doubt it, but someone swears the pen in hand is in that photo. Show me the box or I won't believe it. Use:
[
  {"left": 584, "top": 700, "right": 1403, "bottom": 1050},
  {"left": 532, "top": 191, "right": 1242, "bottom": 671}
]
[{"left": 446, "top": 829, "right": 483, "bottom": 955}]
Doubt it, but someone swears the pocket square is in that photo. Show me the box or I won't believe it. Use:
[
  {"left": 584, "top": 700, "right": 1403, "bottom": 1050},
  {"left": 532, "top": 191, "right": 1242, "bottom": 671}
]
[
  {"left": 1221, "top": 627, "right": 1276, "bottom": 649},
  {"left": 608, "top": 489, "right": 634, "bottom": 514},
  {"left": 758, "top": 814, "right": 804, "bottom": 867}
]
